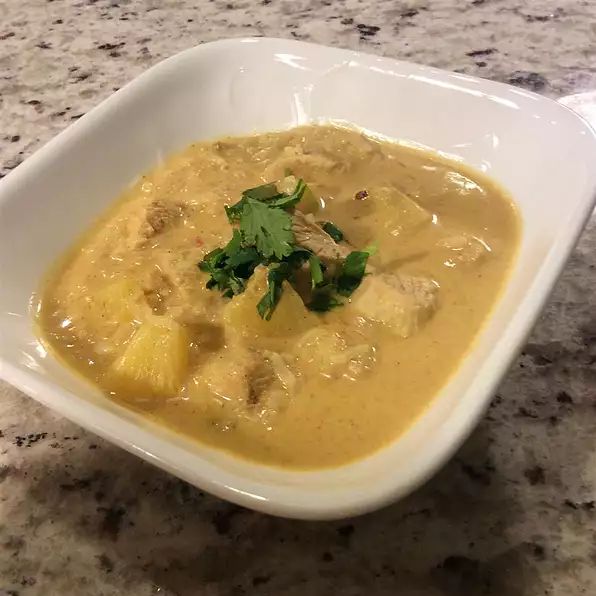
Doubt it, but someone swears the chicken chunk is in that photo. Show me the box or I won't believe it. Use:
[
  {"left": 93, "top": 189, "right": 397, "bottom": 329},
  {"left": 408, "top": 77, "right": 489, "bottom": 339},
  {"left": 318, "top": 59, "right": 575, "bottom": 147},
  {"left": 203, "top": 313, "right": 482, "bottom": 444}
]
[
  {"left": 142, "top": 267, "right": 175, "bottom": 314},
  {"left": 190, "top": 342, "right": 296, "bottom": 425},
  {"left": 196, "top": 343, "right": 260, "bottom": 406},
  {"left": 294, "top": 327, "right": 376, "bottom": 380},
  {"left": 132, "top": 199, "right": 185, "bottom": 246},
  {"left": 350, "top": 273, "right": 438, "bottom": 338},
  {"left": 262, "top": 145, "right": 339, "bottom": 181},
  {"left": 144, "top": 250, "right": 227, "bottom": 326}
]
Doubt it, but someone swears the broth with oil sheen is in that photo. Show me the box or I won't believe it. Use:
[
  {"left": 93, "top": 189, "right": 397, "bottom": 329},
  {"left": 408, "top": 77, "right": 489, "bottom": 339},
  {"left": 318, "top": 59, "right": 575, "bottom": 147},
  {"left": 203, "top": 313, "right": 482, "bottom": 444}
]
[{"left": 35, "top": 124, "right": 520, "bottom": 468}]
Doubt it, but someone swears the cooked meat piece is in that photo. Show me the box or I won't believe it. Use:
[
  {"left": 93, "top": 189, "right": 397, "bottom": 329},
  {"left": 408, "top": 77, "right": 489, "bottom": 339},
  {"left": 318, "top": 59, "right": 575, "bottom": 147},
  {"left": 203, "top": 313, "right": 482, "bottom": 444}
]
[
  {"left": 294, "top": 327, "right": 376, "bottom": 379},
  {"left": 293, "top": 210, "right": 438, "bottom": 337},
  {"left": 199, "top": 343, "right": 260, "bottom": 406},
  {"left": 291, "top": 210, "right": 351, "bottom": 267},
  {"left": 350, "top": 273, "right": 438, "bottom": 338},
  {"left": 249, "top": 350, "right": 296, "bottom": 411},
  {"left": 142, "top": 267, "right": 175, "bottom": 314},
  {"left": 137, "top": 243, "right": 228, "bottom": 327},
  {"left": 137, "top": 199, "right": 185, "bottom": 244},
  {"left": 262, "top": 145, "right": 339, "bottom": 180},
  {"left": 194, "top": 343, "right": 296, "bottom": 424}
]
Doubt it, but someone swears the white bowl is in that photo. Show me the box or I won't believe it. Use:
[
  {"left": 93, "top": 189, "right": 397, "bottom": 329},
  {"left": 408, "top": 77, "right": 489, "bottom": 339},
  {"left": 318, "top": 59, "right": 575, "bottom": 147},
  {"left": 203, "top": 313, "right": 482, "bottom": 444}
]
[{"left": 1, "top": 38, "right": 595, "bottom": 520}]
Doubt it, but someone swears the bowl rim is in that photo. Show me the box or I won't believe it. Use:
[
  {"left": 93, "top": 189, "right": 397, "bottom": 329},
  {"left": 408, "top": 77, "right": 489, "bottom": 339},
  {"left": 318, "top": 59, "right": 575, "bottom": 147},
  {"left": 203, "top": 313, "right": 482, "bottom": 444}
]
[{"left": 1, "top": 37, "right": 596, "bottom": 520}]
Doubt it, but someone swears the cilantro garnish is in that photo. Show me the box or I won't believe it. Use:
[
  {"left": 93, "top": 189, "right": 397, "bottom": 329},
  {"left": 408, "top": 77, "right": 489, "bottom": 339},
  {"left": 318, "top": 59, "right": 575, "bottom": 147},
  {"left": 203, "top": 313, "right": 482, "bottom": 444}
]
[
  {"left": 239, "top": 199, "right": 294, "bottom": 260},
  {"left": 308, "top": 254, "right": 325, "bottom": 289},
  {"left": 198, "top": 176, "right": 376, "bottom": 319},
  {"left": 307, "top": 248, "right": 374, "bottom": 310},
  {"left": 199, "top": 231, "right": 262, "bottom": 298},
  {"left": 320, "top": 221, "right": 344, "bottom": 243},
  {"left": 256, "top": 262, "right": 291, "bottom": 321},
  {"left": 225, "top": 179, "right": 307, "bottom": 223},
  {"left": 336, "top": 250, "right": 373, "bottom": 296}
]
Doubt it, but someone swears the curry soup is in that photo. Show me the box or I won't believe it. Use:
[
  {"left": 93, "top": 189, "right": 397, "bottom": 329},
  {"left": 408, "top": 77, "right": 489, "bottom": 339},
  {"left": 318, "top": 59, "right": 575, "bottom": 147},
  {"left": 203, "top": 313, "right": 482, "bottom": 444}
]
[{"left": 35, "top": 124, "right": 520, "bottom": 468}]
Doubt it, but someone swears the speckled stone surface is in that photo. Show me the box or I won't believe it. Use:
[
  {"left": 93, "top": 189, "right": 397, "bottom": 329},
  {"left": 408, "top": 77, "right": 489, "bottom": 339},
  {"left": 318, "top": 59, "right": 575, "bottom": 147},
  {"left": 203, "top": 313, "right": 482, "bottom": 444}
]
[{"left": 1, "top": 1, "right": 595, "bottom": 594}]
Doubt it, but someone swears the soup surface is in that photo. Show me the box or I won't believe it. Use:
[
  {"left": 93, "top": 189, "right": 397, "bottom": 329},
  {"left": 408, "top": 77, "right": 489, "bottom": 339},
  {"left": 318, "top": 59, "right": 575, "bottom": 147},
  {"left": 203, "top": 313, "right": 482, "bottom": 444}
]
[{"left": 36, "top": 124, "right": 520, "bottom": 468}]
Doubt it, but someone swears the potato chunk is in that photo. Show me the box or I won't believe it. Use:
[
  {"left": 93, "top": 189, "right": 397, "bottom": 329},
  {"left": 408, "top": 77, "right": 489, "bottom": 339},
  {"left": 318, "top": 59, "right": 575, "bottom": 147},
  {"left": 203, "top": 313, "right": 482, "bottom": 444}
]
[
  {"left": 107, "top": 318, "right": 189, "bottom": 398},
  {"left": 367, "top": 186, "right": 432, "bottom": 237},
  {"left": 437, "top": 233, "right": 490, "bottom": 265},
  {"left": 224, "top": 267, "right": 317, "bottom": 339}
]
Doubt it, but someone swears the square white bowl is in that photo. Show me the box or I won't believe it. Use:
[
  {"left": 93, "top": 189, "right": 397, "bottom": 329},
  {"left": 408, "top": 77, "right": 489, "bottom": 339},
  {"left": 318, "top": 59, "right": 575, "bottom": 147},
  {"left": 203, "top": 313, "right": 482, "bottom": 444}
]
[{"left": 1, "top": 38, "right": 595, "bottom": 520}]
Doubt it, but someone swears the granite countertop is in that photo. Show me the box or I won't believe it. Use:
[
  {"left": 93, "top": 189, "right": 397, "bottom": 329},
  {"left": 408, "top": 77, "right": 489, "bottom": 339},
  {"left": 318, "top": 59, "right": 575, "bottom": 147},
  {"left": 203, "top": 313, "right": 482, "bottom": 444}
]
[{"left": 1, "top": 1, "right": 595, "bottom": 594}]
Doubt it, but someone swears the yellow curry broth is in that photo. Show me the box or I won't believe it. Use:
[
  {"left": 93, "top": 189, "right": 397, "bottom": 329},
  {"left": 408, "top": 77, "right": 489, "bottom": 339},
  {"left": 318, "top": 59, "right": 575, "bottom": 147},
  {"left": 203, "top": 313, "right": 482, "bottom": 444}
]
[{"left": 36, "top": 124, "right": 519, "bottom": 468}]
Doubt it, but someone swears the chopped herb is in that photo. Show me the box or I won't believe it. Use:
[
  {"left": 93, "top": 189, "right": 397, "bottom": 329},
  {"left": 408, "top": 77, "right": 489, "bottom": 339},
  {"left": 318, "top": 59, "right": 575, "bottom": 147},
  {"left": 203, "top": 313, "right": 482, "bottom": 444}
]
[
  {"left": 225, "top": 198, "right": 248, "bottom": 222},
  {"left": 265, "top": 178, "right": 307, "bottom": 210},
  {"left": 227, "top": 246, "right": 261, "bottom": 275},
  {"left": 199, "top": 177, "right": 378, "bottom": 319},
  {"left": 320, "top": 221, "right": 344, "bottom": 243},
  {"left": 307, "top": 245, "right": 376, "bottom": 310},
  {"left": 308, "top": 283, "right": 343, "bottom": 312},
  {"left": 243, "top": 182, "right": 280, "bottom": 201},
  {"left": 223, "top": 228, "right": 242, "bottom": 256},
  {"left": 336, "top": 250, "right": 372, "bottom": 297},
  {"left": 257, "top": 263, "right": 291, "bottom": 320},
  {"left": 226, "top": 178, "right": 307, "bottom": 222},
  {"left": 225, "top": 183, "right": 282, "bottom": 222},
  {"left": 239, "top": 199, "right": 294, "bottom": 259},
  {"left": 308, "top": 254, "right": 325, "bottom": 288},
  {"left": 287, "top": 247, "right": 311, "bottom": 264},
  {"left": 198, "top": 231, "right": 262, "bottom": 297}
]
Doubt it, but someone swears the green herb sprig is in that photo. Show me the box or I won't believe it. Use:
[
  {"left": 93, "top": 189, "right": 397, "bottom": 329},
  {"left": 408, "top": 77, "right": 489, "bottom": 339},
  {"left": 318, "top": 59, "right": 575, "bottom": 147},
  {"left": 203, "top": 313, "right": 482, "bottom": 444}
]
[{"left": 198, "top": 178, "right": 375, "bottom": 319}]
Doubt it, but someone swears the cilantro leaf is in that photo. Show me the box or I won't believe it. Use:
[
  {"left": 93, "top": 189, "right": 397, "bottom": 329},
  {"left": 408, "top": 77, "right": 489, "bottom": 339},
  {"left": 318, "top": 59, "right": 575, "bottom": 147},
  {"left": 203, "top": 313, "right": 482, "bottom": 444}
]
[
  {"left": 308, "top": 254, "right": 324, "bottom": 289},
  {"left": 256, "top": 262, "right": 291, "bottom": 320},
  {"left": 285, "top": 247, "right": 311, "bottom": 270},
  {"left": 225, "top": 198, "right": 248, "bottom": 222},
  {"left": 239, "top": 199, "right": 294, "bottom": 259},
  {"left": 242, "top": 182, "right": 281, "bottom": 201},
  {"left": 200, "top": 176, "right": 378, "bottom": 320},
  {"left": 223, "top": 229, "right": 243, "bottom": 256},
  {"left": 226, "top": 182, "right": 283, "bottom": 222},
  {"left": 266, "top": 178, "right": 307, "bottom": 209},
  {"left": 306, "top": 245, "right": 375, "bottom": 310},
  {"left": 199, "top": 231, "right": 261, "bottom": 297},
  {"left": 320, "top": 221, "right": 344, "bottom": 243},
  {"left": 336, "top": 250, "right": 372, "bottom": 297},
  {"left": 225, "top": 178, "right": 309, "bottom": 221},
  {"left": 308, "top": 283, "right": 343, "bottom": 312}
]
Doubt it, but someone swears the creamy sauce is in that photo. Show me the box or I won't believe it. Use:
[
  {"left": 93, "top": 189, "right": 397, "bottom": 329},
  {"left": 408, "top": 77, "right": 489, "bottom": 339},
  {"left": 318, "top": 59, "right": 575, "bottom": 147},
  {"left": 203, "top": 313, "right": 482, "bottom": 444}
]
[{"left": 35, "top": 124, "right": 520, "bottom": 468}]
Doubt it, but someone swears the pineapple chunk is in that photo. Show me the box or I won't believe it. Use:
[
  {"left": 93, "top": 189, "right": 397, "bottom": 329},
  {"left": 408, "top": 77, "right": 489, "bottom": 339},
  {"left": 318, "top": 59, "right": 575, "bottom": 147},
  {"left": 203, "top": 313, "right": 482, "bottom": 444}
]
[
  {"left": 224, "top": 267, "right": 317, "bottom": 339},
  {"left": 107, "top": 318, "right": 189, "bottom": 398},
  {"left": 96, "top": 278, "right": 142, "bottom": 325},
  {"left": 277, "top": 175, "right": 320, "bottom": 214}
]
